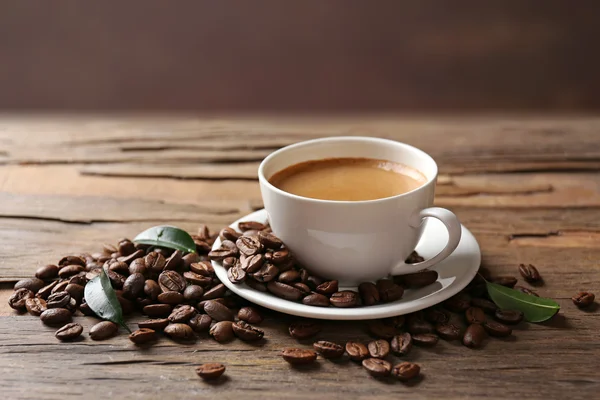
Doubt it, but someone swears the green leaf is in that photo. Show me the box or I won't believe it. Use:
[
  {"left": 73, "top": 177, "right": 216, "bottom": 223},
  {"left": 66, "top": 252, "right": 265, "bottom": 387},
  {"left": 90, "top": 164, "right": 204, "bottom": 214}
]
[
  {"left": 486, "top": 282, "right": 560, "bottom": 323},
  {"left": 133, "top": 225, "right": 196, "bottom": 253},
  {"left": 84, "top": 268, "right": 131, "bottom": 333}
]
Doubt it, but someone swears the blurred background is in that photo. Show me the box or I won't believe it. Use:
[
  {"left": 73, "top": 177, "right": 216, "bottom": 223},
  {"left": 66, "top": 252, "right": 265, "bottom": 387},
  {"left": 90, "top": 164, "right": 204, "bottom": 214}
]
[{"left": 0, "top": 0, "right": 599, "bottom": 113}]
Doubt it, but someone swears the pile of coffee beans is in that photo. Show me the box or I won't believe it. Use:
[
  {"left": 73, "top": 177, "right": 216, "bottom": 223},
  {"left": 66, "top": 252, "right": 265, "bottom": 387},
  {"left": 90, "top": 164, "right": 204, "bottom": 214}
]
[{"left": 209, "top": 221, "right": 438, "bottom": 307}]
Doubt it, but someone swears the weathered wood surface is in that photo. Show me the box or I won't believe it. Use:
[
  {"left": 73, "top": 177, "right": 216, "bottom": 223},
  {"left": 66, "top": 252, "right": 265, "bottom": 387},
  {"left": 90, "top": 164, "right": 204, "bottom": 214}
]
[{"left": 1, "top": 115, "right": 599, "bottom": 399}]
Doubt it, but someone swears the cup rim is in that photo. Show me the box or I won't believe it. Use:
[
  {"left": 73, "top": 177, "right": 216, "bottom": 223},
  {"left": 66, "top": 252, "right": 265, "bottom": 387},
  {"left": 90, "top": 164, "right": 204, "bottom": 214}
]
[{"left": 257, "top": 136, "right": 438, "bottom": 205}]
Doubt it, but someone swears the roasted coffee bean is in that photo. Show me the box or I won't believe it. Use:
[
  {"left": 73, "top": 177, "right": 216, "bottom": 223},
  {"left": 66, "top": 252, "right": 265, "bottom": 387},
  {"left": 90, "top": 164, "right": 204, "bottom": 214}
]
[
  {"left": 79, "top": 301, "right": 94, "bottom": 316},
  {"left": 278, "top": 270, "right": 300, "bottom": 284},
  {"left": 267, "top": 281, "right": 304, "bottom": 301},
  {"left": 572, "top": 291, "right": 595, "bottom": 308},
  {"left": 37, "top": 281, "right": 58, "bottom": 300},
  {"left": 222, "top": 257, "right": 237, "bottom": 270},
  {"left": 246, "top": 279, "right": 268, "bottom": 293},
  {"left": 407, "top": 318, "right": 434, "bottom": 334},
  {"left": 346, "top": 341, "right": 369, "bottom": 361},
  {"left": 102, "top": 243, "right": 118, "bottom": 254},
  {"left": 227, "top": 264, "right": 247, "bottom": 284},
  {"left": 204, "top": 300, "right": 234, "bottom": 321},
  {"left": 281, "top": 348, "right": 318, "bottom": 365},
  {"left": 208, "top": 247, "right": 237, "bottom": 261},
  {"left": 242, "top": 229, "right": 259, "bottom": 237},
  {"left": 518, "top": 263, "right": 541, "bottom": 283},
  {"left": 316, "top": 280, "right": 339, "bottom": 295},
  {"left": 58, "top": 255, "right": 86, "bottom": 267},
  {"left": 515, "top": 286, "right": 539, "bottom": 297},
  {"left": 257, "top": 231, "right": 283, "bottom": 249},
  {"left": 483, "top": 320, "right": 512, "bottom": 337},
  {"left": 292, "top": 282, "right": 311, "bottom": 295},
  {"left": 271, "top": 248, "right": 291, "bottom": 265},
  {"left": 367, "top": 320, "right": 397, "bottom": 339},
  {"left": 306, "top": 275, "right": 324, "bottom": 290},
  {"left": 302, "top": 293, "right": 330, "bottom": 307},
  {"left": 143, "top": 303, "right": 172, "bottom": 317},
  {"left": 358, "top": 282, "right": 380, "bottom": 306},
  {"left": 201, "top": 284, "right": 227, "bottom": 301},
  {"left": 68, "top": 273, "right": 87, "bottom": 286},
  {"left": 109, "top": 261, "right": 129, "bottom": 274},
  {"left": 40, "top": 308, "right": 72, "bottom": 325},
  {"left": 183, "top": 271, "right": 212, "bottom": 287},
  {"left": 392, "top": 362, "right": 421, "bottom": 381},
  {"left": 168, "top": 305, "right": 197, "bottom": 323},
  {"left": 128, "top": 258, "right": 147, "bottom": 275},
  {"left": 36, "top": 264, "right": 59, "bottom": 280},
  {"left": 401, "top": 270, "right": 439, "bottom": 288},
  {"left": 136, "top": 297, "right": 153, "bottom": 309},
  {"left": 495, "top": 309, "right": 524, "bottom": 324},
  {"left": 463, "top": 324, "right": 486, "bottom": 348},
  {"left": 54, "top": 322, "right": 83, "bottom": 341},
  {"left": 493, "top": 276, "right": 518, "bottom": 288},
  {"left": 368, "top": 339, "right": 390, "bottom": 358},
  {"left": 9, "top": 288, "right": 34, "bottom": 310},
  {"left": 194, "top": 239, "right": 212, "bottom": 254},
  {"left": 384, "top": 315, "right": 405, "bottom": 330},
  {"left": 471, "top": 298, "right": 498, "bottom": 314},
  {"left": 188, "top": 314, "right": 212, "bottom": 333},
  {"left": 138, "top": 318, "right": 169, "bottom": 330},
  {"left": 220, "top": 227, "right": 241, "bottom": 242},
  {"left": 390, "top": 333, "right": 413, "bottom": 356},
  {"left": 313, "top": 341, "right": 344, "bottom": 358},
  {"left": 196, "top": 225, "right": 211, "bottom": 241},
  {"left": 376, "top": 279, "right": 404, "bottom": 302},
  {"left": 116, "top": 295, "right": 134, "bottom": 315},
  {"left": 143, "top": 279, "right": 161, "bottom": 300},
  {"left": 25, "top": 297, "right": 47, "bottom": 316},
  {"left": 330, "top": 291, "right": 359, "bottom": 307},
  {"left": 412, "top": 333, "right": 439, "bottom": 347},
  {"left": 46, "top": 291, "right": 71, "bottom": 309},
  {"left": 237, "top": 307, "right": 263, "bottom": 325},
  {"left": 118, "top": 249, "right": 145, "bottom": 265},
  {"left": 52, "top": 281, "right": 70, "bottom": 295},
  {"left": 424, "top": 308, "right": 449, "bottom": 324},
  {"left": 236, "top": 236, "right": 263, "bottom": 256},
  {"left": 183, "top": 285, "right": 204, "bottom": 302},
  {"left": 406, "top": 251, "right": 425, "bottom": 264},
  {"left": 181, "top": 252, "right": 200, "bottom": 269},
  {"left": 14, "top": 278, "right": 45, "bottom": 293},
  {"left": 232, "top": 321, "right": 264, "bottom": 341},
  {"left": 157, "top": 291, "right": 185, "bottom": 305},
  {"left": 289, "top": 321, "right": 321, "bottom": 339},
  {"left": 158, "top": 270, "right": 187, "bottom": 293},
  {"left": 58, "top": 265, "right": 85, "bottom": 279},
  {"left": 164, "top": 323, "right": 195, "bottom": 340},
  {"left": 238, "top": 221, "right": 267, "bottom": 232},
  {"left": 190, "top": 261, "right": 215, "bottom": 277},
  {"left": 436, "top": 323, "right": 461, "bottom": 340},
  {"left": 106, "top": 269, "right": 126, "bottom": 289},
  {"left": 117, "top": 239, "right": 136, "bottom": 256},
  {"left": 128, "top": 328, "right": 156, "bottom": 344},
  {"left": 122, "top": 273, "right": 145, "bottom": 299},
  {"left": 196, "top": 363, "right": 226, "bottom": 380},
  {"left": 145, "top": 252, "right": 166, "bottom": 274},
  {"left": 209, "top": 321, "right": 235, "bottom": 342},
  {"left": 444, "top": 293, "right": 471, "bottom": 312},
  {"left": 85, "top": 269, "right": 102, "bottom": 282},
  {"left": 252, "top": 263, "right": 279, "bottom": 283},
  {"left": 363, "top": 358, "right": 392, "bottom": 377},
  {"left": 465, "top": 307, "right": 486, "bottom": 324}
]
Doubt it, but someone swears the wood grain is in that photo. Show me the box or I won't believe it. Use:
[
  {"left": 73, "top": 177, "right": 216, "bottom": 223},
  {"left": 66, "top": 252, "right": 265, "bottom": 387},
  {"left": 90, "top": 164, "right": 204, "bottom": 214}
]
[{"left": 0, "top": 115, "right": 599, "bottom": 399}]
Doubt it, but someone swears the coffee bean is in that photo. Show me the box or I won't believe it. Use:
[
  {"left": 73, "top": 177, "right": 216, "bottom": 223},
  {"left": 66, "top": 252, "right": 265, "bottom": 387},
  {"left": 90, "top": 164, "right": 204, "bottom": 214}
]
[
  {"left": 407, "top": 318, "right": 434, "bottom": 334},
  {"left": 436, "top": 323, "right": 462, "bottom": 340},
  {"left": 220, "top": 227, "right": 241, "bottom": 242},
  {"left": 168, "top": 305, "right": 197, "bottom": 323},
  {"left": 289, "top": 321, "right": 321, "bottom": 339},
  {"left": 222, "top": 257, "right": 237, "bottom": 270},
  {"left": 444, "top": 293, "right": 471, "bottom": 312},
  {"left": 227, "top": 264, "right": 247, "bottom": 284},
  {"left": 302, "top": 293, "right": 331, "bottom": 307},
  {"left": 237, "top": 307, "right": 263, "bottom": 324},
  {"left": 158, "top": 291, "right": 185, "bottom": 305},
  {"left": 194, "top": 240, "right": 212, "bottom": 254},
  {"left": 465, "top": 306, "right": 486, "bottom": 324},
  {"left": 232, "top": 321, "right": 264, "bottom": 341},
  {"left": 180, "top": 285, "right": 202, "bottom": 303},
  {"left": 190, "top": 261, "right": 215, "bottom": 277},
  {"left": 313, "top": 341, "right": 345, "bottom": 359},
  {"left": 9, "top": 288, "right": 34, "bottom": 310},
  {"left": 120, "top": 273, "right": 144, "bottom": 299},
  {"left": 182, "top": 252, "right": 201, "bottom": 269},
  {"left": 572, "top": 291, "right": 595, "bottom": 308},
  {"left": 367, "top": 320, "right": 397, "bottom": 339},
  {"left": 85, "top": 269, "right": 102, "bottom": 282},
  {"left": 390, "top": 333, "right": 413, "bottom": 355},
  {"left": 463, "top": 324, "right": 486, "bottom": 348},
  {"left": 471, "top": 298, "right": 498, "bottom": 314},
  {"left": 164, "top": 323, "right": 195, "bottom": 340},
  {"left": 202, "top": 284, "right": 227, "bottom": 301},
  {"left": 143, "top": 279, "right": 161, "bottom": 300},
  {"left": 392, "top": 362, "right": 421, "bottom": 381},
  {"left": 362, "top": 358, "right": 392, "bottom": 377},
  {"left": 158, "top": 270, "right": 186, "bottom": 293},
  {"left": 128, "top": 258, "right": 147, "bottom": 275},
  {"left": 267, "top": 281, "right": 304, "bottom": 301},
  {"left": 196, "top": 363, "right": 226, "bottom": 380},
  {"left": 238, "top": 221, "right": 267, "bottom": 232},
  {"left": 401, "top": 270, "right": 439, "bottom": 288},
  {"left": 494, "top": 309, "right": 524, "bottom": 325},
  {"left": 145, "top": 252, "right": 166, "bottom": 274},
  {"left": 406, "top": 251, "right": 425, "bottom": 264},
  {"left": 58, "top": 255, "right": 86, "bottom": 267},
  {"left": 196, "top": 225, "right": 211, "bottom": 241},
  {"left": 61, "top": 284, "right": 83, "bottom": 305},
  {"left": 208, "top": 246, "right": 237, "bottom": 261},
  {"left": 119, "top": 249, "right": 145, "bottom": 265},
  {"left": 68, "top": 273, "right": 87, "bottom": 286},
  {"left": 36, "top": 265, "right": 59, "bottom": 280},
  {"left": 25, "top": 297, "right": 47, "bottom": 316},
  {"left": 493, "top": 276, "right": 518, "bottom": 288},
  {"left": 278, "top": 270, "right": 301, "bottom": 284},
  {"left": 37, "top": 281, "right": 58, "bottom": 300},
  {"left": 252, "top": 263, "right": 279, "bottom": 283},
  {"left": 14, "top": 278, "right": 45, "bottom": 293},
  {"left": 245, "top": 279, "right": 268, "bottom": 293},
  {"left": 515, "top": 286, "right": 539, "bottom": 297},
  {"left": 128, "top": 328, "right": 156, "bottom": 344},
  {"left": 55, "top": 322, "right": 83, "bottom": 341},
  {"left": 424, "top": 308, "right": 449, "bottom": 324},
  {"left": 117, "top": 239, "right": 136, "bottom": 256},
  {"left": 346, "top": 341, "right": 369, "bottom": 361},
  {"left": 40, "top": 308, "right": 72, "bottom": 325},
  {"left": 316, "top": 280, "right": 338, "bottom": 295},
  {"left": 109, "top": 261, "right": 129, "bottom": 274},
  {"left": 143, "top": 303, "right": 172, "bottom": 317},
  {"left": 107, "top": 269, "right": 127, "bottom": 289},
  {"left": 236, "top": 236, "right": 263, "bottom": 256},
  {"left": 189, "top": 314, "right": 212, "bottom": 333},
  {"left": 368, "top": 339, "right": 390, "bottom": 358},
  {"left": 47, "top": 291, "right": 71, "bottom": 309},
  {"left": 291, "top": 282, "right": 311, "bottom": 295},
  {"left": 412, "top": 333, "right": 439, "bottom": 347},
  {"left": 257, "top": 231, "right": 283, "bottom": 249},
  {"left": 330, "top": 291, "right": 359, "bottom": 307},
  {"left": 204, "top": 300, "right": 234, "bottom": 321},
  {"left": 79, "top": 301, "right": 94, "bottom": 316},
  {"left": 88, "top": 321, "right": 118, "bottom": 340},
  {"left": 518, "top": 263, "right": 541, "bottom": 283},
  {"left": 138, "top": 318, "right": 169, "bottom": 330},
  {"left": 184, "top": 271, "right": 212, "bottom": 287},
  {"left": 209, "top": 321, "right": 234, "bottom": 342},
  {"left": 358, "top": 282, "right": 380, "bottom": 306},
  {"left": 376, "top": 279, "right": 404, "bottom": 302},
  {"left": 58, "top": 265, "right": 85, "bottom": 280},
  {"left": 483, "top": 320, "right": 512, "bottom": 337},
  {"left": 51, "top": 281, "right": 70, "bottom": 296},
  {"left": 281, "top": 348, "right": 317, "bottom": 365},
  {"left": 271, "top": 248, "right": 291, "bottom": 265}
]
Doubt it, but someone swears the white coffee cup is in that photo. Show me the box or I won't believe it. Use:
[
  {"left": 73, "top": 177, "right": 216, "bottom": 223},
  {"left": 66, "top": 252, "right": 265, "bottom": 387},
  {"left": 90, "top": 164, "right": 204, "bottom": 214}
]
[{"left": 258, "top": 136, "right": 461, "bottom": 286}]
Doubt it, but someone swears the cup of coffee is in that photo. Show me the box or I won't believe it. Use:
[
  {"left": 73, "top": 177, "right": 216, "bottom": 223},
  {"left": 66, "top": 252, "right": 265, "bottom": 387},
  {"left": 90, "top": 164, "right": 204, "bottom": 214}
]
[{"left": 258, "top": 136, "right": 461, "bottom": 286}]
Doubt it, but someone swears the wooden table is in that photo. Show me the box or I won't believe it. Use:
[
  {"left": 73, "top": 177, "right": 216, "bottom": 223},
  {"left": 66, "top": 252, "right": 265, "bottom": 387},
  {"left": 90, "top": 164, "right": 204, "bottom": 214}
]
[{"left": 1, "top": 115, "right": 599, "bottom": 399}]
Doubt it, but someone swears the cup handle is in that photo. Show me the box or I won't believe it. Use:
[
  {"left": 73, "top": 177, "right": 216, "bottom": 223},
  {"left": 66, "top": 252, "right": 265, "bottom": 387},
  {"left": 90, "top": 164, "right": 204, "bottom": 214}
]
[{"left": 389, "top": 207, "right": 462, "bottom": 276}]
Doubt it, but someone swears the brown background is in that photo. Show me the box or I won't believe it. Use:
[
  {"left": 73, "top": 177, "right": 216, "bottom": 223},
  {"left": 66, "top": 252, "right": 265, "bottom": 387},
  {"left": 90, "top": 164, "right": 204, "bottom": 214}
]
[{"left": 1, "top": 0, "right": 600, "bottom": 112}]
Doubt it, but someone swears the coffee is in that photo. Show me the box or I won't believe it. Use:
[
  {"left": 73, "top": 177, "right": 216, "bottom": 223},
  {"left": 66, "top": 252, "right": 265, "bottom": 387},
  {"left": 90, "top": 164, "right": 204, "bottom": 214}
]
[{"left": 269, "top": 157, "right": 427, "bottom": 201}]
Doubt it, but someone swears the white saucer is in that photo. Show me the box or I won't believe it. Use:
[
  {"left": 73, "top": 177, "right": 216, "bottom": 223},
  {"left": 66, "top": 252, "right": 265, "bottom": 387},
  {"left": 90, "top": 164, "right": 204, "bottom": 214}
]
[{"left": 212, "top": 209, "right": 481, "bottom": 320}]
